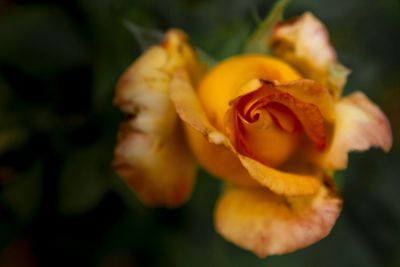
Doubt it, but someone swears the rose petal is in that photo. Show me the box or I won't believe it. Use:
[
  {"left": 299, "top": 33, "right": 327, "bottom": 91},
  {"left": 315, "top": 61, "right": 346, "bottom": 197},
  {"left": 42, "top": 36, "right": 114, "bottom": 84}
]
[
  {"left": 197, "top": 55, "right": 301, "bottom": 132},
  {"left": 215, "top": 185, "right": 342, "bottom": 257},
  {"left": 227, "top": 80, "right": 332, "bottom": 167},
  {"left": 171, "top": 70, "right": 325, "bottom": 195},
  {"left": 113, "top": 30, "right": 200, "bottom": 207},
  {"left": 326, "top": 91, "right": 392, "bottom": 169},
  {"left": 238, "top": 154, "right": 322, "bottom": 196},
  {"left": 113, "top": 122, "right": 195, "bottom": 207},
  {"left": 271, "top": 12, "right": 350, "bottom": 99},
  {"left": 185, "top": 126, "right": 261, "bottom": 187},
  {"left": 170, "top": 70, "right": 259, "bottom": 187},
  {"left": 170, "top": 70, "right": 226, "bottom": 144},
  {"left": 274, "top": 79, "right": 336, "bottom": 122}
]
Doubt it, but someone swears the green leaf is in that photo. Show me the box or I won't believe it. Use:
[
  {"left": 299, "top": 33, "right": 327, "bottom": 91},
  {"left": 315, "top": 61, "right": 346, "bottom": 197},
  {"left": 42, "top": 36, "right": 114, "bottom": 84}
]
[
  {"left": 0, "top": 6, "right": 88, "bottom": 75},
  {"left": 243, "top": 0, "right": 289, "bottom": 54},
  {"left": 2, "top": 163, "right": 42, "bottom": 225},
  {"left": 196, "top": 48, "right": 218, "bottom": 67},
  {"left": 0, "top": 128, "right": 28, "bottom": 152},
  {"left": 123, "top": 20, "right": 164, "bottom": 51},
  {"left": 58, "top": 147, "right": 110, "bottom": 214}
]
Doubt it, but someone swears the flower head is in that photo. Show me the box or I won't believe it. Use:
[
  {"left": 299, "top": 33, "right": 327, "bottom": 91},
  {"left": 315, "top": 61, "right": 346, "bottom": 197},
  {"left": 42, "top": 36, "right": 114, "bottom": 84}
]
[{"left": 113, "top": 4, "right": 392, "bottom": 258}]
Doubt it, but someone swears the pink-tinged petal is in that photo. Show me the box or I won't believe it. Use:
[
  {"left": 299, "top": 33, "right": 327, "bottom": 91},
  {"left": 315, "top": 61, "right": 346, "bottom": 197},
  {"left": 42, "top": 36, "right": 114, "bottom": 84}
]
[
  {"left": 215, "top": 185, "right": 342, "bottom": 258},
  {"left": 271, "top": 12, "right": 350, "bottom": 99},
  {"left": 113, "top": 30, "right": 200, "bottom": 207},
  {"left": 327, "top": 91, "right": 392, "bottom": 169},
  {"left": 113, "top": 122, "right": 195, "bottom": 207}
]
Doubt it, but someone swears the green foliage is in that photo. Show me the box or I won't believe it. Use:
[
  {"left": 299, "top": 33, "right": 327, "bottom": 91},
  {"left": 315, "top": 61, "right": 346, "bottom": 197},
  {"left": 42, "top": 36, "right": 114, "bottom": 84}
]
[
  {"left": 123, "top": 20, "right": 164, "bottom": 51},
  {"left": 244, "top": 0, "right": 289, "bottom": 54},
  {"left": 58, "top": 146, "right": 110, "bottom": 214}
]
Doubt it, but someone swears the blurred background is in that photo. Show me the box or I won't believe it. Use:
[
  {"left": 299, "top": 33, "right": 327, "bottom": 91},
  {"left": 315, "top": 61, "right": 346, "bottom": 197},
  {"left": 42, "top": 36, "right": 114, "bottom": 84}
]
[{"left": 0, "top": 0, "right": 399, "bottom": 266}]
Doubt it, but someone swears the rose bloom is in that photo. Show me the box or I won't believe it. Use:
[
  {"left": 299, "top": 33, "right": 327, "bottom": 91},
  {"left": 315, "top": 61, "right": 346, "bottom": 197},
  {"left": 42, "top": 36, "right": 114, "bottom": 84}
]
[{"left": 112, "top": 12, "right": 392, "bottom": 257}]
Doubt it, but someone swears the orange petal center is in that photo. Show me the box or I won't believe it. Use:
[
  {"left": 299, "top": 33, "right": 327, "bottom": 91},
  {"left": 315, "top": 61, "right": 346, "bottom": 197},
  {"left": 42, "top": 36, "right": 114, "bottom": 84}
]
[{"left": 228, "top": 81, "right": 327, "bottom": 167}]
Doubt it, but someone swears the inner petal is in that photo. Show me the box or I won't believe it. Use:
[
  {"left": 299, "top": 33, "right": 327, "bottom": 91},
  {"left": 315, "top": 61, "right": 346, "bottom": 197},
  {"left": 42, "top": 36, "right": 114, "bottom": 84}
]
[
  {"left": 266, "top": 102, "right": 301, "bottom": 133},
  {"left": 228, "top": 81, "right": 327, "bottom": 167},
  {"left": 239, "top": 111, "right": 300, "bottom": 167}
]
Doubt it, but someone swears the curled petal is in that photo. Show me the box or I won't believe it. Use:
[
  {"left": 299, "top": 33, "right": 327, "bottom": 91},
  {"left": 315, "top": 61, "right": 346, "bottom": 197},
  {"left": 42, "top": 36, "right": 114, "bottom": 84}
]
[
  {"left": 326, "top": 92, "right": 392, "bottom": 169},
  {"left": 271, "top": 12, "right": 350, "bottom": 99},
  {"left": 215, "top": 185, "right": 342, "bottom": 258},
  {"left": 238, "top": 154, "right": 322, "bottom": 196},
  {"left": 273, "top": 79, "right": 335, "bottom": 122},
  {"left": 113, "top": 30, "right": 200, "bottom": 207},
  {"left": 197, "top": 55, "right": 301, "bottom": 132},
  {"left": 171, "top": 70, "right": 324, "bottom": 194},
  {"left": 227, "top": 80, "right": 333, "bottom": 167},
  {"left": 170, "top": 70, "right": 226, "bottom": 144},
  {"left": 170, "top": 70, "right": 259, "bottom": 187}
]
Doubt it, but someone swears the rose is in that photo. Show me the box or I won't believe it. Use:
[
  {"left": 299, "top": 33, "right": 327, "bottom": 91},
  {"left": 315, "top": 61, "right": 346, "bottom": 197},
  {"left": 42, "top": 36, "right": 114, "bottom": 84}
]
[{"left": 113, "top": 12, "right": 392, "bottom": 257}]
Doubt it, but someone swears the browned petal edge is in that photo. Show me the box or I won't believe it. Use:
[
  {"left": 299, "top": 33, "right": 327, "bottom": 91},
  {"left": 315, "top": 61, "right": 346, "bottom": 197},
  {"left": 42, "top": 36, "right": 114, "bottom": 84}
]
[
  {"left": 271, "top": 12, "right": 350, "bottom": 99},
  {"left": 326, "top": 91, "right": 392, "bottom": 169},
  {"left": 113, "top": 121, "right": 196, "bottom": 208},
  {"left": 112, "top": 30, "right": 200, "bottom": 207},
  {"left": 215, "top": 179, "right": 342, "bottom": 258}
]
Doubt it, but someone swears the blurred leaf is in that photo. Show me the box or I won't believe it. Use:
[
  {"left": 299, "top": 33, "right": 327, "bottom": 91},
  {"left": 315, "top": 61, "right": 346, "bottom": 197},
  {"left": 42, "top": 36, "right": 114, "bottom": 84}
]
[
  {"left": 333, "top": 171, "right": 345, "bottom": 190},
  {"left": 110, "top": 173, "right": 144, "bottom": 212},
  {"left": 0, "top": 6, "right": 88, "bottom": 75},
  {"left": 58, "top": 147, "right": 110, "bottom": 214},
  {"left": 1, "top": 163, "right": 42, "bottom": 225},
  {"left": 75, "top": 1, "right": 136, "bottom": 110},
  {"left": 123, "top": 20, "right": 164, "bottom": 51},
  {"left": 195, "top": 48, "right": 218, "bottom": 67},
  {"left": 123, "top": 20, "right": 218, "bottom": 66},
  {"left": 216, "top": 22, "right": 251, "bottom": 59},
  {"left": 244, "top": 0, "right": 289, "bottom": 54},
  {"left": 0, "top": 128, "right": 28, "bottom": 152}
]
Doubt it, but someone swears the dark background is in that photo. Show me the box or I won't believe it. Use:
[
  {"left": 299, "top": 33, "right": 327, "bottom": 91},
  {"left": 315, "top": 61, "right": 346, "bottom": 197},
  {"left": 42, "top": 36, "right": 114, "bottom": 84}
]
[{"left": 0, "top": 0, "right": 399, "bottom": 266}]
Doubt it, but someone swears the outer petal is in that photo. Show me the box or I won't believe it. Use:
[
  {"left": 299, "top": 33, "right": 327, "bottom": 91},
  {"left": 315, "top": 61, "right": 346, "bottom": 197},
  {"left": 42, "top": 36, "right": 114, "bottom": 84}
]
[
  {"left": 238, "top": 155, "right": 322, "bottom": 196},
  {"left": 215, "top": 185, "right": 342, "bottom": 257},
  {"left": 113, "top": 30, "right": 200, "bottom": 207},
  {"left": 170, "top": 70, "right": 324, "bottom": 195},
  {"left": 326, "top": 92, "right": 392, "bottom": 169},
  {"left": 271, "top": 12, "right": 350, "bottom": 99},
  {"left": 113, "top": 122, "right": 195, "bottom": 207},
  {"left": 170, "top": 70, "right": 259, "bottom": 187}
]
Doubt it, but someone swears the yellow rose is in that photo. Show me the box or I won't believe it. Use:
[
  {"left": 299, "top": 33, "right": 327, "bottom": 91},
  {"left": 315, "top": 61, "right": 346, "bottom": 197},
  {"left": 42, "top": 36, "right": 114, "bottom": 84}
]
[
  {"left": 113, "top": 30, "right": 201, "bottom": 207},
  {"left": 113, "top": 12, "right": 392, "bottom": 257}
]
